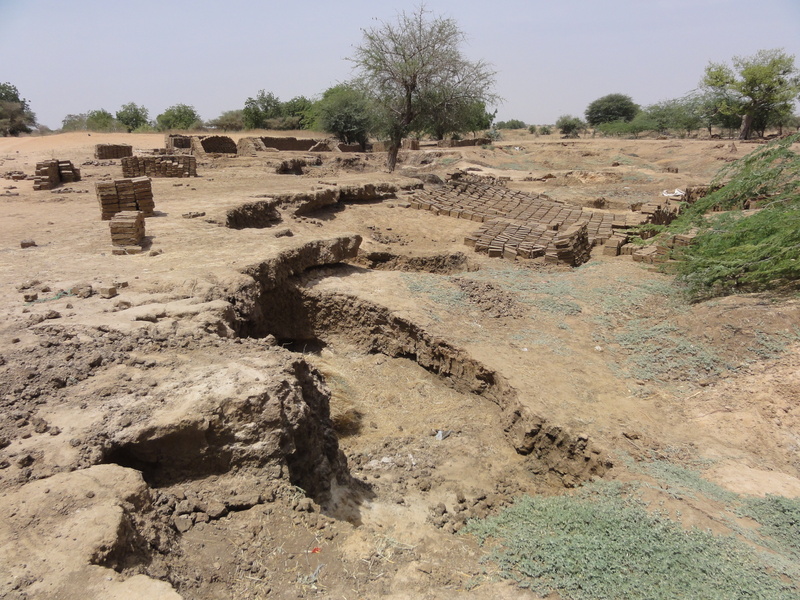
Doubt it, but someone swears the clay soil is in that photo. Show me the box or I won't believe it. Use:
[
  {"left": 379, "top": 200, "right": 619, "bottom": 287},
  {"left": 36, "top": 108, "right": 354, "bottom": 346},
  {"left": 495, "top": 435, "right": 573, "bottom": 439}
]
[{"left": 1, "top": 130, "right": 799, "bottom": 599}]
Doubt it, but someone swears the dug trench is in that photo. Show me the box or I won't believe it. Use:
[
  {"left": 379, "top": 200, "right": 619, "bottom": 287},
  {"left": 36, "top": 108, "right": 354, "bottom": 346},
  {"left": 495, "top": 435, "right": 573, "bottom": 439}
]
[
  {"left": 0, "top": 235, "right": 610, "bottom": 598},
  {"left": 227, "top": 233, "right": 612, "bottom": 490}
]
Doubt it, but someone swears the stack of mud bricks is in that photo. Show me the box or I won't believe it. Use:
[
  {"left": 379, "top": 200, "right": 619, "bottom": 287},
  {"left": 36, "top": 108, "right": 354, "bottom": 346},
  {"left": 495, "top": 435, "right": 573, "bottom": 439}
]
[
  {"left": 94, "top": 144, "right": 133, "bottom": 159},
  {"left": 109, "top": 211, "right": 145, "bottom": 254},
  {"left": 32, "top": 159, "right": 81, "bottom": 190},
  {"left": 632, "top": 230, "right": 699, "bottom": 264},
  {"left": 546, "top": 222, "right": 591, "bottom": 266},
  {"left": 683, "top": 185, "right": 721, "bottom": 205},
  {"left": 95, "top": 177, "right": 155, "bottom": 220},
  {"left": 602, "top": 236, "right": 628, "bottom": 256},
  {"left": 640, "top": 199, "right": 681, "bottom": 226},
  {"left": 411, "top": 180, "right": 616, "bottom": 266},
  {"left": 121, "top": 155, "right": 196, "bottom": 178}
]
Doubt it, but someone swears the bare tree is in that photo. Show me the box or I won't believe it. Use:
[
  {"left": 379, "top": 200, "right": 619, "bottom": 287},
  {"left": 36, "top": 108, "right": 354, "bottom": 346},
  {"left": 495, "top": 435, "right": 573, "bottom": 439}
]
[{"left": 351, "top": 6, "right": 497, "bottom": 171}]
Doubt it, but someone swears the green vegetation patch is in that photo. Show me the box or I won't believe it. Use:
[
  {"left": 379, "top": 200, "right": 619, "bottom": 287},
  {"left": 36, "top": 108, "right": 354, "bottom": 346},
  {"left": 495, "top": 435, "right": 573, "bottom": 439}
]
[
  {"left": 464, "top": 481, "right": 800, "bottom": 600},
  {"left": 672, "top": 133, "right": 800, "bottom": 299}
]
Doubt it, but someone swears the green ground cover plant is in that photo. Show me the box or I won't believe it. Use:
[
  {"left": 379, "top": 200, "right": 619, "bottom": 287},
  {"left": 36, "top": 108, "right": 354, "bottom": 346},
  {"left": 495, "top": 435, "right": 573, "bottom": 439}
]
[{"left": 464, "top": 480, "right": 800, "bottom": 600}]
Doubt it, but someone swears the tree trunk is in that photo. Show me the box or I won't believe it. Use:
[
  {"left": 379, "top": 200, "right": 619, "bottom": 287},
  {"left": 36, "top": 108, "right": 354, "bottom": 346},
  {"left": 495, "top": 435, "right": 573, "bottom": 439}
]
[
  {"left": 387, "top": 143, "right": 399, "bottom": 172},
  {"left": 738, "top": 113, "right": 753, "bottom": 140}
]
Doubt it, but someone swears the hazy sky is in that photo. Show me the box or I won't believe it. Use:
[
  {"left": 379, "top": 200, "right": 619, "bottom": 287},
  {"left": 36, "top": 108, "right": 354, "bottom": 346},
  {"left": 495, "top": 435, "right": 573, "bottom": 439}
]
[{"left": 2, "top": 0, "right": 799, "bottom": 129}]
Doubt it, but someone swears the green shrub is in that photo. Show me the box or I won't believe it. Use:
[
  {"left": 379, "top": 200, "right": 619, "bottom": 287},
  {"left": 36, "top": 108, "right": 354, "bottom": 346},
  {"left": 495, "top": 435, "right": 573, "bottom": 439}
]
[
  {"left": 672, "top": 133, "right": 800, "bottom": 298},
  {"left": 556, "top": 115, "right": 586, "bottom": 138},
  {"left": 496, "top": 119, "right": 526, "bottom": 129},
  {"left": 538, "top": 125, "right": 552, "bottom": 135}
]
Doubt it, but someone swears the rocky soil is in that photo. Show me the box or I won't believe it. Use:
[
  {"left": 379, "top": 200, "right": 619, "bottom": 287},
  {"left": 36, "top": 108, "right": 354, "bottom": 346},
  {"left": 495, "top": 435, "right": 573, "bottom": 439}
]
[{"left": 0, "top": 131, "right": 798, "bottom": 599}]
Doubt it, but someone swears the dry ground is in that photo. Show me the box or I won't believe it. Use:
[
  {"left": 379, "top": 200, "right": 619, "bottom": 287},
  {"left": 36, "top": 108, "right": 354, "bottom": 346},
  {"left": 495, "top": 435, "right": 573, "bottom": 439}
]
[{"left": 0, "top": 130, "right": 798, "bottom": 599}]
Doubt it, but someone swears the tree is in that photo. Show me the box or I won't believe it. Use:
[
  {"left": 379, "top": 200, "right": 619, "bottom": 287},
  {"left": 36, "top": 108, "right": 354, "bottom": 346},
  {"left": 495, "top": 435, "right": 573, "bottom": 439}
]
[
  {"left": 351, "top": 6, "right": 497, "bottom": 171},
  {"left": 585, "top": 93, "right": 639, "bottom": 127},
  {"left": 418, "top": 96, "right": 494, "bottom": 140},
  {"left": 242, "top": 90, "right": 283, "bottom": 129},
  {"left": 85, "top": 109, "right": 119, "bottom": 131},
  {"left": 702, "top": 48, "right": 800, "bottom": 140},
  {"left": 156, "top": 104, "right": 202, "bottom": 131},
  {"left": 61, "top": 113, "right": 88, "bottom": 131},
  {"left": 0, "top": 82, "right": 36, "bottom": 136},
  {"left": 556, "top": 115, "right": 586, "bottom": 138},
  {"left": 314, "top": 84, "right": 375, "bottom": 149},
  {"left": 116, "top": 102, "right": 149, "bottom": 133},
  {"left": 282, "top": 96, "right": 314, "bottom": 130},
  {"left": 208, "top": 109, "right": 245, "bottom": 131}
]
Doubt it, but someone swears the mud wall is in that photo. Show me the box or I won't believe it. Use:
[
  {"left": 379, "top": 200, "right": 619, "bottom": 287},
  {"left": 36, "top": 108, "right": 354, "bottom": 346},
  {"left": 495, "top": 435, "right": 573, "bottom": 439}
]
[
  {"left": 260, "top": 137, "right": 317, "bottom": 151},
  {"left": 200, "top": 135, "right": 237, "bottom": 154}
]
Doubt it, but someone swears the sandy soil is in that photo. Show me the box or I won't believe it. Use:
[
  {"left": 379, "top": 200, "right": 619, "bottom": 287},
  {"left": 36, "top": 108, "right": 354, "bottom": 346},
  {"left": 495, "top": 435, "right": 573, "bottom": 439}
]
[{"left": 0, "top": 130, "right": 798, "bottom": 599}]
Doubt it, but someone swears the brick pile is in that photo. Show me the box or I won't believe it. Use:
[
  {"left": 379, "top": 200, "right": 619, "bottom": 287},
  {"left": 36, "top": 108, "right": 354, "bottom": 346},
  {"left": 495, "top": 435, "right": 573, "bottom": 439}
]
[
  {"left": 32, "top": 159, "right": 81, "bottom": 190},
  {"left": 410, "top": 181, "right": 616, "bottom": 266},
  {"left": 94, "top": 144, "right": 133, "bottom": 159},
  {"left": 547, "top": 222, "right": 592, "bottom": 266},
  {"left": 632, "top": 230, "right": 698, "bottom": 264},
  {"left": 109, "top": 211, "right": 145, "bottom": 253},
  {"left": 684, "top": 184, "right": 722, "bottom": 204},
  {"left": 449, "top": 171, "right": 510, "bottom": 186},
  {"left": 95, "top": 177, "right": 155, "bottom": 219},
  {"left": 121, "top": 155, "right": 196, "bottom": 178},
  {"left": 639, "top": 198, "right": 681, "bottom": 225}
]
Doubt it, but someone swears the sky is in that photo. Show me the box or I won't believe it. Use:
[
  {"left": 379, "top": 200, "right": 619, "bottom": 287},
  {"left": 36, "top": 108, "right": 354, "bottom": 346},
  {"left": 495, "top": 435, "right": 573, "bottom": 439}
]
[{"left": 2, "top": 0, "right": 799, "bottom": 130}]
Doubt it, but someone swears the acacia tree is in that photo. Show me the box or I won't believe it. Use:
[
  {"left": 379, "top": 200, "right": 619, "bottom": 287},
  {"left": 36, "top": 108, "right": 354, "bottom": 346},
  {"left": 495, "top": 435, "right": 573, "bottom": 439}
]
[
  {"left": 351, "top": 6, "right": 497, "bottom": 171},
  {"left": 702, "top": 48, "right": 800, "bottom": 140},
  {"left": 585, "top": 93, "right": 638, "bottom": 126}
]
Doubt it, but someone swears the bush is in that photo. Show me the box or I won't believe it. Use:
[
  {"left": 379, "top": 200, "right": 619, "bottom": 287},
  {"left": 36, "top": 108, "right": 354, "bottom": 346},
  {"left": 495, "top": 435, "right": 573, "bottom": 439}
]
[
  {"left": 673, "top": 133, "right": 800, "bottom": 298},
  {"left": 484, "top": 127, "right": 502, "bottom": 141},
  {"left": 495, "top": 119, "right": 526, "bottom": 129},
  {"left": 556, "top": 115, "right": 585, "bottom": 138},
  {"left": 528, "top": 125, "right": 537, "bottom": 135},
  {"left": 538, "top": 125, "right": 552, "bottom": 135}
]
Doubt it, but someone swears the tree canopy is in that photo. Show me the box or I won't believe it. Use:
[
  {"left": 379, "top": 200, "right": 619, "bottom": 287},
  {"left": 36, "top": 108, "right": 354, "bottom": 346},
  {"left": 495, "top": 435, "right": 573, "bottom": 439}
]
[
  {"left": 0, "top": 82, "right": 36, "bottom": 136},
  {"left": 350, "top": 6, "right": 497, "bottom": 171},
  {"left": 116, "top": 102, "right": 150, "bottom": 133},
  {"left": 585, "top": 93, "right": 639, "bottom": 126},
  {"left": 156, "top": 104, "right": 202, "bottom": 131},
  {"left": 702, "top": 48, "right": 800, "bottom": 140},
  {"left": 314, "top": 84, "right": 375, "bottom": 149}
]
